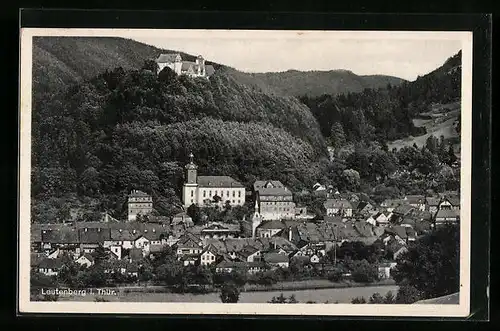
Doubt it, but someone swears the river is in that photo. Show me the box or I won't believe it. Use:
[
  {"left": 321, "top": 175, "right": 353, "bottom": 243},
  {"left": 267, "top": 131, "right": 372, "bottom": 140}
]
[{"left": 59, "top": 285, "right": 399, "bottom": 303}]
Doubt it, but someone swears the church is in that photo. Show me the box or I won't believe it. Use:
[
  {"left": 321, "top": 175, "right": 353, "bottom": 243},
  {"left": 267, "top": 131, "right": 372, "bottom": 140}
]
[
  {"left": 182, "top": 153, "right": 246, "bottom": 208},
  {"left": 155, "top": 53, "right": 215, "bottom": 79}
]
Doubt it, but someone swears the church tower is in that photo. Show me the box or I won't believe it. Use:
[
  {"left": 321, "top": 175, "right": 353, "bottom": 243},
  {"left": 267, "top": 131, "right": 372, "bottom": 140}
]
[
  {"left": 252, "top": 199, "right": 262, "bottom": 238},
  {"left": 182, "top": 153, "right": 199, "bottom": 208}
]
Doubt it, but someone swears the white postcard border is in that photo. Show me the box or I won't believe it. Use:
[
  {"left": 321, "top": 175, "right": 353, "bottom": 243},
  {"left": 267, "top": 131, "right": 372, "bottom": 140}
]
[{"left": 19, "top": 28, "right": 473, "bottom": 317}]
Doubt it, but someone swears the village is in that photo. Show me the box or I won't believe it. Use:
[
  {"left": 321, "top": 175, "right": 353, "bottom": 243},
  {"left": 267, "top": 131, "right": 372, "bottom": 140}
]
[{"left": 31, "top": 153, "right": 460, "bottom": 288}]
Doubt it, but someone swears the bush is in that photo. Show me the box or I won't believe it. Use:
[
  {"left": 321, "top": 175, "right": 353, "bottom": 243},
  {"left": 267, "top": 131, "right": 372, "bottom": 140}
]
[
  {"left": 351, "top": 297, "right": 367, "bottom": 304},
  {"left": 219, "top": 283, "right": 240, "bottom": 303},
  {"left": 350, "top": 259, "right": 378, "bottom": 283}
]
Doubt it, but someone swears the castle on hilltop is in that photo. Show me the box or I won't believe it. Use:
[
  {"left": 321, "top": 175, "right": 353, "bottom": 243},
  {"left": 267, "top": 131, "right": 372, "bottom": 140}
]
[{"left": 155, "top": 53, "right": 215, "bottom": 79}]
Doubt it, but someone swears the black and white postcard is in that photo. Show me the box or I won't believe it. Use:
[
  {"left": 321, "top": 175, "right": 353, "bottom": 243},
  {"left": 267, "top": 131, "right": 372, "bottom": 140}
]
[{"left": 19, "top": 28, "right": 473, "bottom": 317}]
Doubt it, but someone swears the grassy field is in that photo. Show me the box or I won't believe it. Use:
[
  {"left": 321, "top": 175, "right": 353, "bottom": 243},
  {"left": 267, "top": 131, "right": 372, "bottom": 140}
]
[
  {"left": 57, "top": 284, "right": 399, "bottom": 303},
  {"left": 388, "top": 101, "right": 460, "bottom": 151}
]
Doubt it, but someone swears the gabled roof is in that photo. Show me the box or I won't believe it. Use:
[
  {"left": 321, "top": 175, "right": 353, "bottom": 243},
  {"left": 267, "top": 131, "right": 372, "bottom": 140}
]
[
  {"left": 323, "top": 216, "right": 343, "bottom": 224},
  {"left": 41, "top": 228, "right": 79, "bottom": 244},
  {"left": 110, "top": 229, "right": 136, "bottom": 241},
  {"left": 324, "top": 199, "right": 353, "bottom": 209},
  {"left": 425, "top": 197, "right": 441, "bottom": 206},
  {"left": 263, "top": 252, "right": 289, "bottom": 263},
  {"left": 129, "top": 190, "right": 151, "bottom": 198},
  {"left": 435, "top": 209, "right": 460, "bottom": 219},
  {"left": 257, "top": 187, "right": 293, "bottom": 196},
  {"left": 442, "top": 195, "right": 460, "bottom": 206},
  {"left": 258, "top": 220, "right": 285, "bottom": 230},
  {"left": 197, "top": 176, "right": 244, "bottom": 188},
  {"left": 381, "top": 199, "right": 405, "bottom": 208},
  {"left": 392, "top": 226, "right": 408, "bottom": 239},
  {"left": 77, "top": 253, "right": 94, "bottom": 262},
  {"left": 202, "top": 243, "right": 219, "bottom": 255},
  {"left": 156, "top": 53, "right": 181, "bottom": 63},
  {"left": 149, "top": 244, "right": 165, "bottom": 253},
  {"left": 78, "top": 228, "right": 111, "bottom": 243},
  {"left": 393, "top": 204, "right": 415, "bottom": 216},
  {"left": 237, "top": 245, "right": 259, "bottom": 258},
  {"left": 253, "top": 180, "right": 285, "bottom": 190}
]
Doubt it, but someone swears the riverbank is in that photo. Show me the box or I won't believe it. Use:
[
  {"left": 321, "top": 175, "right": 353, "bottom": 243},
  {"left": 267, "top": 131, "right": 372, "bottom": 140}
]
[{"left": 57, "top": 284, "right": 399, "bottom": 303}]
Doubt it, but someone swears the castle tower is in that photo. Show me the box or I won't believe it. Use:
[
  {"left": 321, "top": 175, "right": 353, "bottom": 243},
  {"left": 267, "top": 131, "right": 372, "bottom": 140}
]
[
  {"left": 182, "top": 153, "right": 199, "bottom": 208},
  {"left": 196, "top": 55, "right": 205, "bottom": 76},
  {"left": 252, "top": 199, "right": 262, "bottom": 238},
  {"left": 174, "top": 54, "right": 182, "bottom": 75}
]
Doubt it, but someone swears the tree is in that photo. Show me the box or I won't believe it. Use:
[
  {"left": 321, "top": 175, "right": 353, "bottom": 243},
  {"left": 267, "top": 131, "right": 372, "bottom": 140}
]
[
  {"left": 158, "top": 66, "right": 177, "bottom": 83},
  {"left": 329, "top": 122, "right": 347, "bottom": 148},
  {"left": 91, "top": 245, "right": 108, "bottom": 265},
  {"left": 368, "top": 292, "right": 384, "bottom": 304},
  {"left": 219, "top": 283, "right": 240, "bottom": 303},
  {"left": 186, "top": 204, "right": 203, "bottom": 225},
  {"left": 351, "top": 297, "right": 367, "bottom": 304},
  {"left": 142, "top": 59, "right": 159, "bottom": 73},
  {"left": 395, "top": 284, "right": 424, "bottom": 304},
  {"left": 341, "top": 169, "right": 360, "bottom": 191},
  {"left": 445, "top": 144, "right": 458, "bottom": 166},
  {"left": 350, "top": 259, "right": 378, "bottom": 283},
  {"left": 384, "top": 291, "right": 396, "bottom": 304},
  {"left": 392, "top": 224, "right": 459, "bottom": 300}
]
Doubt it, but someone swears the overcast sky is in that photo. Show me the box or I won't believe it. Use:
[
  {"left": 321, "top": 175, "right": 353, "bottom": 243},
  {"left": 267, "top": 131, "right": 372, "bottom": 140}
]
[{"left": 131, "top": 31, "right": 463, "bottom": 81}]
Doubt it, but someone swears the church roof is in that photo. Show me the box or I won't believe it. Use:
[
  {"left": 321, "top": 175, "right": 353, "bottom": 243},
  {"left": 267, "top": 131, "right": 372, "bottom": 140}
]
[{"left": 197, "top": 176, "right": 244, "bottom": 188}]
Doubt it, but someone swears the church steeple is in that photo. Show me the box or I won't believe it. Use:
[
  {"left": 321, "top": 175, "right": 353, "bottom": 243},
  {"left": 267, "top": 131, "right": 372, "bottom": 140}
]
[{"left": 185, "top": 152, "right": 198, "bottom": 184}]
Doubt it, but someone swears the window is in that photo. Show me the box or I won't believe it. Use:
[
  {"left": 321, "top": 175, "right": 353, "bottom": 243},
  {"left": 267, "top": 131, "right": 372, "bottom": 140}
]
[
  {"left": 191, "top": 190, "right": 194, "bottom": 197},
  {"left": 227, "top": 190, "right": 229, "bottom": 197},
  {"left": 209, "top": 190, "right": 212, "bottom": 196},
  {"left": 238, "top": 191, "right": 241, "bottom": 198},
  {"left": 232, "top": 200, "right": 235, "bottom": 203},
  {"left": 203, "top": 190, "right": 206, "bottom": 198},
  {"left": 232, "top": 191, "right": 235, "bottom": 197},
  {"left": 238, "top": 200, "right": 241, "bottom": 204}
]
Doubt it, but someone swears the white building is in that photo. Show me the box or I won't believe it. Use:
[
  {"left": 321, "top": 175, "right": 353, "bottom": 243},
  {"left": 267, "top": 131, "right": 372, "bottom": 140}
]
[
  {"left": 155, "top": 53, "right": 215, "bottom": 79},
  {"left": 182, "top": 153, "right": 246, "bottom": 208},
  {"left": 127, "top": 190, "right": 153, "bottom": 222}
]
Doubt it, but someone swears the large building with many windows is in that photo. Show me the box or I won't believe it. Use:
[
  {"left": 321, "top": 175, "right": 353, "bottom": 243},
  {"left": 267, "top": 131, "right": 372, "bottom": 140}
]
[
  {"left": 254, "top": 180, "right": 296, "bottom": 221},
  {"left": 182, "top": 153, "right": 246, "bottom": 208},
  {"left": 127, "top": 190, "right": 153, "bottom": 221}
]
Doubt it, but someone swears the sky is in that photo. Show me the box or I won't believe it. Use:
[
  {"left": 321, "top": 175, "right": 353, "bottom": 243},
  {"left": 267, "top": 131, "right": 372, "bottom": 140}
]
[{"left": 131, "top": 30, "right": 463, "bottom": 81}]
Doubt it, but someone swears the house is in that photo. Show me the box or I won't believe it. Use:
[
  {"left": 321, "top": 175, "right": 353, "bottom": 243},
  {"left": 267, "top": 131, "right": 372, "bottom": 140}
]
[
  {"left": 200, "top": 244, "right": 219, "bottom": 266},
  {"left": 40, "top": 228, "right": 80, "bottom": 256},
  {"left": 171, "top": 212, "right": 194, "bottom": 227},
  {"left": 324, "top": 199, "right": 353, "bottom": 217},
  {"left": 254, "top": 180, "right": 296, "bottom": 220},
  {"left": 182, "top": 154, "right": 246, "bottom": 208},
  {"left": 438, "top": 195, "right": 460, "bottom": 211},
  {"left": 236, "top": 245, "right": 261, "bottom": 263},
  {"left": 355, "top": 201, "right": 375, "bottom": 216},
  {"left": 155, "top": 53, "right": 214, "bottom": 79},
  {"left": 434, "top": 209, "right": 460, "bottom": 226},
  {"left": 404, "top": 195, "right": 426, "bottom": 211},
  {"left": 378, "top": 262, "right": 398, "bottom": 279},
  {"left": 312, "top": 182, "right": 327, "bottom": 192},
  {"left": 309, "top": 254, "right": 320, "bottom": 264},
  {"left": 79, "top": 228, "right": 111, "bottom": 254},
  {"left": 176, "top": 234, "right": 203, "bottom": 257},
  {"left": 215, "top": 261, "right": 248, "bottom": 274},
  {"left": 263, "top": 252, "right": 289, "bottom": 268},
  {"left": 37, "top": 258, "right": 64, "bottom": 276},
  {"left": 373, "top": 212, "right": 390, "bottom": 227},
  {"left": 75, "top": 253, "right": 95, "bottom": 268},
  {"left": 365, "top": 215, "right": 377, "bottom": 226},
  {"left": 256, "top": 220, "right": 286, "bottom": 238},
  {"left": 380, "top": 199, "right": 405, "bottom": 213},
  {"left": 201, "top": 222, "right": 240, "bottom": 239},
  {"left": 106, "top": 229, "right": 136, "bottom": 250},
  {"left": 425, "top": 197, "right": 441, "bottom": 214},
  {"left": 127, "top": 190, "right": 153, "bottom": 222}
]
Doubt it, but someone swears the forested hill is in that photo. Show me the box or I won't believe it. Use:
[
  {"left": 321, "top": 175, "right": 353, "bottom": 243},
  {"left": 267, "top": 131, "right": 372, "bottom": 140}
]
[
  {"left": 32, "top": 37, "right": 219, "bottom": 96},
  {"left": 301, "top": 51, "right": 462, "bottom": 147},
  {"left": 33, "top": 36, "right": 405, "bottom": 98},
  {"left": 31, "top": 62, "right": 330, "bottom": 221},
  {"left": 242, "top": 70, "right": 406, "bottom": 97}
]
